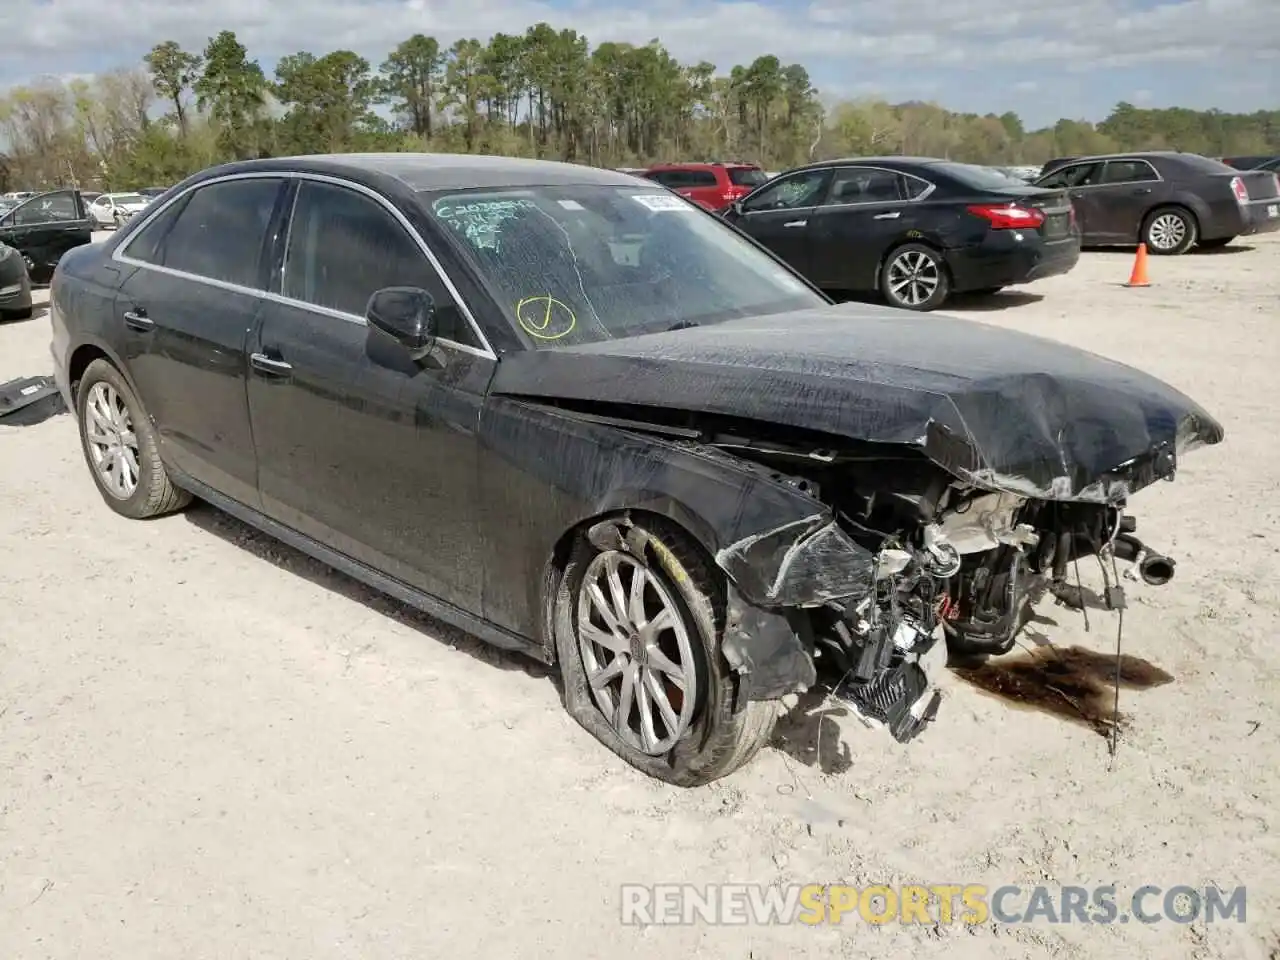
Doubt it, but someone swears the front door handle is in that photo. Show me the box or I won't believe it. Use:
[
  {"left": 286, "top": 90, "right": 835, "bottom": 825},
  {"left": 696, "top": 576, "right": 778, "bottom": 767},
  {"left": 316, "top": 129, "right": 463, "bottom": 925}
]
[
  {"left": 1131, "top": 187, "right": 1152, "bottom": 195},
  {"left": 873, "top": 211, "right": 901, "bottom": 220},
  {"left": 1070, "top": 192, "right": 1085, "bottom": 199},
  {"left": 783, "top": 220, "right": 808, "bottom": 228},
  {"left": 123, "top": 309, "right": 153, "bottom": 331},
  {"left": 250, "top": 353, "right": 293, "bottom": 377}
]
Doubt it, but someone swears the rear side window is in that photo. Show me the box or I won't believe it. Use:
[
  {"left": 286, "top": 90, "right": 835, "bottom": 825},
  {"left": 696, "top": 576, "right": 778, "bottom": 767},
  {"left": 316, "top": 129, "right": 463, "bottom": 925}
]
[
  {"left": 1101, "top": 160, "right": 1158, "bottom": 183},
  {"left": 150, "top": 178, "right": 283, "bottom": 288},
  {"left": 827, "top": 168, "right": 904, "bottom": 203},
  {"left": 685, "top": 170, "right": 718, "bottom": 187}
]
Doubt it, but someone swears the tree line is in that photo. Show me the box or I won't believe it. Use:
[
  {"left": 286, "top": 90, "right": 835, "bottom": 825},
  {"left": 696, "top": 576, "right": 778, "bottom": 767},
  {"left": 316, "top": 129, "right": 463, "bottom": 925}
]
[{"left": 1, "top": 25, "right": 1277, "bottom": 192}]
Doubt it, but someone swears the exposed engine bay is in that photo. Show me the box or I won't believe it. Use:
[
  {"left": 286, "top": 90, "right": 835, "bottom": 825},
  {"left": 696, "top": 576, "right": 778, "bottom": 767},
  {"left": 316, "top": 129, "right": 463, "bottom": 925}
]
[{"left": 708, "top": 427, "right": 1180, "bottom": 744}]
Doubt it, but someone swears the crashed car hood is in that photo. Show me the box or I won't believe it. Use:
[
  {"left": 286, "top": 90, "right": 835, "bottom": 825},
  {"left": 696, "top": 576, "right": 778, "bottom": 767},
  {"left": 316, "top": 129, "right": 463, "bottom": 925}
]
[{"left": 490, "top": 303, "right": 1224, "bottom": 502}]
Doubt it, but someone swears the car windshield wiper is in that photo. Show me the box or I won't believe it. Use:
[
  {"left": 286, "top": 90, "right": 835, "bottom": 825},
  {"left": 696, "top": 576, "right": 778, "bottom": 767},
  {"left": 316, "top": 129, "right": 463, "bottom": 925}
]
[{"left": 665, "top": 320, "right": 700, "bottom": 332}]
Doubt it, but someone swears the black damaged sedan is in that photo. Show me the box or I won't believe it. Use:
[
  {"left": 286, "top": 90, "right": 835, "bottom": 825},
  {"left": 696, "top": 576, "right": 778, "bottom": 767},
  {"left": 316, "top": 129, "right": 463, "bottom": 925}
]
[{"left": 49, "top": 154, "right": 1223, "bottom": 785}]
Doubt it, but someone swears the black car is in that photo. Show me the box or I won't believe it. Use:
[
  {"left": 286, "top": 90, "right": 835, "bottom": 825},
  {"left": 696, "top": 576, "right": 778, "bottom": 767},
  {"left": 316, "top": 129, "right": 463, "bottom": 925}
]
[
  {"left": 49, "top": 154, "right": 1223, "bottom": 785},
  {"left": 0, "top": 241, "right": 33, "bottom": 320},
  {"left": 721, "top": 158, "right": 1080, "bottom": 311},
  {"left": 1034, "top": 151, "right": 1280, "bottom": 254},
  {"left": 137, "top": 187, "right": 169, "bottom": 198},
  {"left": 0, "top": 188, "right": 94, "bottom": 282}
]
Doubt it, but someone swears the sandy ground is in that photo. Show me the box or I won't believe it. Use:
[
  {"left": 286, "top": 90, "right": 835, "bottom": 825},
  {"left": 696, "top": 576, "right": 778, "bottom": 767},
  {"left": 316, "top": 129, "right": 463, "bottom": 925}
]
[{"left": 2, "top": 231, "right": 1279, "bottom": 960}]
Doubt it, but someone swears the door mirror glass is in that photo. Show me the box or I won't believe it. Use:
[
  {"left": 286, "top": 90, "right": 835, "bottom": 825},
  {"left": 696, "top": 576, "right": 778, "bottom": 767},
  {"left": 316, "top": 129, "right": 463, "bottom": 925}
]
[
  {"left": 0, "top": 213, "right": 12, "bottom": 228},
  {"left": 367, "top": 286, "right": 437, "bottom": 356}
]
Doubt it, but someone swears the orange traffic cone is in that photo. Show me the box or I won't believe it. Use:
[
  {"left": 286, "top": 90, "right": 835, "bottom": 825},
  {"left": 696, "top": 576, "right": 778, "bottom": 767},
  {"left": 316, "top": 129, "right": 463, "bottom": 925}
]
[{"left": 1124, "top": 244, "right": 1151, "bottom": 288}]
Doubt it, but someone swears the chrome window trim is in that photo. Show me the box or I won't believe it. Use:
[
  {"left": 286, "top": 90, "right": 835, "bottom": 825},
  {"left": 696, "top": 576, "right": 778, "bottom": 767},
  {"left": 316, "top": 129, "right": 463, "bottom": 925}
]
[
  {"left": 821, "top": 164, "right": 937, "bottom": 207},
  {"left": 111, "top": 169, "right": 498, "bottom": 361}
]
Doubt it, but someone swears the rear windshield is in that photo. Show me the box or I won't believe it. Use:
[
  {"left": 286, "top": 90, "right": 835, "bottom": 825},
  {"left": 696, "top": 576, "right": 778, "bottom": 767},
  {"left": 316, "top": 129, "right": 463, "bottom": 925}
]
[
  {"left": 933, "top": 162, "right": 1025, "bottom": 190},
  {"left": 728, "top": 167, "right": 769, "bottom": 187}
]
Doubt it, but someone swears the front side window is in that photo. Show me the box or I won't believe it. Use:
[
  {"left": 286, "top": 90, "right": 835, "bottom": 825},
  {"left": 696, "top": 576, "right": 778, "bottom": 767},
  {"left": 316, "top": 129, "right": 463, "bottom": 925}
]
[
  {"left": 149, "top": 178, "right": 283, "bottom": 288},
  {"left": 1037, "top": 162, "right": 1102, "bottom": 189},
  {"left": 425, "top": 184, "right": 823, "bottom": 349},
  {"left": 742, "top": 169, "right": 831, "bottom": 212},
  {"left": 728, "top": 167, "right": 769, "bottom": 188},
  {"left": 12, "top": 191, "right": 78, "bottom": 226},
  {"left": 282, "top": 180, "right": 473, "bottom": 344}
]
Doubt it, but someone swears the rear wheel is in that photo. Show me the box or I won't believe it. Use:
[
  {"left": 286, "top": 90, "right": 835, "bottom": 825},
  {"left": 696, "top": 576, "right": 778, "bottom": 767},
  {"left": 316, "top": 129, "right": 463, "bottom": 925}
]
[
  {"left": 881, "top": 243, "right": 951, "bottom": 311},
  {"left": 553, "top": 515, "right": 779, "bottom": 786},
  {"left": 1142, "top": 207, "right": 1197, "bottom": 255},
  {"left": 75, "top": 359, "right": 192, "bottom": 519},
  {"left": 1197, "top": 237, "right": 1234, "bottom": 250}
]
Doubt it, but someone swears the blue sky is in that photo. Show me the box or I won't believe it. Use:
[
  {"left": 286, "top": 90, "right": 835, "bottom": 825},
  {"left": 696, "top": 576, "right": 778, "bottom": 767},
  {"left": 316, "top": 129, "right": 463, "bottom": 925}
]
[{"left": 3, "top": 0, "right": 1277, "bottom": 128}]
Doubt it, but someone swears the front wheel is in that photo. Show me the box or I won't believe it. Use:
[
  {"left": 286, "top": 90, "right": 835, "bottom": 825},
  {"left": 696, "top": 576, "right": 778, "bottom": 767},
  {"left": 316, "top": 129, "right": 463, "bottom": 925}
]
[
  {"left": 553, "top": 515, "right": 779, "bottom": 786},
  {"left": 881, "top": 244, "right": 951, "bottom": 311},
  {"left": 75, "top": 359, "right": 192, "bottom": 519},
  {"left": 1143, "top": 207, "right": 1197, "bottom": 255}
]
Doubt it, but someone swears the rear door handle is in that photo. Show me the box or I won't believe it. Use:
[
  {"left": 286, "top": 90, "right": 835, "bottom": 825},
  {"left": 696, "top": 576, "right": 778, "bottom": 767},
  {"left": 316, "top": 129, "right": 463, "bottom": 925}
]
[
  {"left": 874, "top": 211, "right": 901, "bottom": 220},
  {"left": 123, "top": 309, "right": 153, "bottom": 331},
  {"left": 783, "top": 220, "right": 808, "bottom": 228},
  {"left": 250, "top": 353, "right": 293, "bottom": 377}
]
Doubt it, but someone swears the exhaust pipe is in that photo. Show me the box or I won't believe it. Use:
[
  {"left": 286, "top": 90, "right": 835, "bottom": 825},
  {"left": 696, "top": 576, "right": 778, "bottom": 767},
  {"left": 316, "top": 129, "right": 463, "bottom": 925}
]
[{"left": 1113, "top": 531, "right": 1176, "bottom": 586}]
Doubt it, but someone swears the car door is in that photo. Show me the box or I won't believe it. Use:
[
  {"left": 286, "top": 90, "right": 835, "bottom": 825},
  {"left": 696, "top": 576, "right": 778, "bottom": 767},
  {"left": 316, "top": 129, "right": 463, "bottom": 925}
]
[
  {"left": 805, "top": 166, "right": 927, "bottom": 290},
  {"left": 111, "top": 175, "right": 287, "bottom": 508},
  {"left": 246, "top": 176, "right": 494, "bottom": 613},
  {"left": 1035, "top": 162, "right": 1105, "bottom": 239},
  {"left": 1090, "top": 159, "right": 1164, "bottom": 241},
  {"left": 0, "top": 189, "right": 92, "bottom": 279},
  {"left": 723, "top": 167, "right": 833, "bottom": 276}
]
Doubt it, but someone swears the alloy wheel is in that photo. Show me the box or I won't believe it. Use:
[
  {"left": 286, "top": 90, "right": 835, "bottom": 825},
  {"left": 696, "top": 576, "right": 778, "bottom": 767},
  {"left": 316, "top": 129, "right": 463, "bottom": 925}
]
[
  {"left": 1147, "top": 213, "right": 1187, "bottom": 252},
  {"left": 887, "top": 250, "right": 940, "bottom": 307},
  {"left": 576, "top": 550, "right": 699, "bottom": 755},
  {"left": 84, "top": 381, "right": 140, "bottom": 499}
]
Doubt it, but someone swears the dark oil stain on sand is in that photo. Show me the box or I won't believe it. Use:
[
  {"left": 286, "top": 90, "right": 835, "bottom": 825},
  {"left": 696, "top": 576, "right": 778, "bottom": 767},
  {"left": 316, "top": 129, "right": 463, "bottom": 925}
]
[{"left": 952, "top": 646, "right": 1174, "bottom": 736}]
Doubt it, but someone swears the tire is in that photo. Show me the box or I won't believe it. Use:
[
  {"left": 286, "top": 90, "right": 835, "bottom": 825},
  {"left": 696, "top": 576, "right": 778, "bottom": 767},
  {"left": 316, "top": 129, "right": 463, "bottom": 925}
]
[
  {"left": 1197, "top": 237, "right": 1234, "bottom": 250},
  {"left": 880, "top": 243, "right": 951, "bottom": 311},
  {"left": 0, "top": 306, "right": 34, "bottom": 322},
  {"left": 1142, "top": 206, "right": 1197, "bottom": 255},
  {"left": 75, "top": 358, "right": 192, "bottom": 519},
  {"left": 553, "top": 514, "right": 779, "bottom": 786}
]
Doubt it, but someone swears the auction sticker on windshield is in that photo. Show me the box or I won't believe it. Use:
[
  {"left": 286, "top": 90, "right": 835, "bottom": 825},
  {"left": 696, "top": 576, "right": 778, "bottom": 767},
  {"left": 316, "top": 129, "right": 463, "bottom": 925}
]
[{"left": 632, "top": 194, "right": 694, "bottom": 212}]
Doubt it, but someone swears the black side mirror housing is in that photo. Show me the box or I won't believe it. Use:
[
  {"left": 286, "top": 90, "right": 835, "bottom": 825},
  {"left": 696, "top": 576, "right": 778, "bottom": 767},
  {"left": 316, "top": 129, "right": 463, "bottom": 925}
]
[
  {"left": 366, "top": 286, "right": 437, "bottom": 358},
  {"left": 728, "top": 199, "right": 745, "bottom": 217}
]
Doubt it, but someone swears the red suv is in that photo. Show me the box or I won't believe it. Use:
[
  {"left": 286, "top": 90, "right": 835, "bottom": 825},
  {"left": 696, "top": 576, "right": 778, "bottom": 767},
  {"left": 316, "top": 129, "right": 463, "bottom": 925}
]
[{"left": 641, "top": 162, "right": 770, "bottom": 211}]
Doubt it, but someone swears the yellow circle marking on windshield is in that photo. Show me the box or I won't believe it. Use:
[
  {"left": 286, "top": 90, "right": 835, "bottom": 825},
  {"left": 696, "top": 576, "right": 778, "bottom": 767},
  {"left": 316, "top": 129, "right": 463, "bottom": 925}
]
[{"left": 516, "top": 295, "right": 577, "bottom": 340}]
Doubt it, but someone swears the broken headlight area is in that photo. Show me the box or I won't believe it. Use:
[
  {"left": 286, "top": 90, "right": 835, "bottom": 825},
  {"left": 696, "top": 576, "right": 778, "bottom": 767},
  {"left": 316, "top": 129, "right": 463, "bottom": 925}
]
[{"left": 714, "top": 437, "right": 1181, "bottom": 743}]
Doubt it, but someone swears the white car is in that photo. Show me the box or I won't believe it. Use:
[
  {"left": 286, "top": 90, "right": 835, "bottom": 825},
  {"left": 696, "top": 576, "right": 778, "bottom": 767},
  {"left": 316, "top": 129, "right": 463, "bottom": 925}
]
[{"left": 88, "top": 193, "right": 150, "bottom": 229}]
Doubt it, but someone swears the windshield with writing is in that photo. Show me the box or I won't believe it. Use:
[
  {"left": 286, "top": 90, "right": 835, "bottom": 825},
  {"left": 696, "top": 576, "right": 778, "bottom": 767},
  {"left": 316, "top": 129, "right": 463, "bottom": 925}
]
[{"left": 423, "top": 185, "right": 823, "bottom": 348}]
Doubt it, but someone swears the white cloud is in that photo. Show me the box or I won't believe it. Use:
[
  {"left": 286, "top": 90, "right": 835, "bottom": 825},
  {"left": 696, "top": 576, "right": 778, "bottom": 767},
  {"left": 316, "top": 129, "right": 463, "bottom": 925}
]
[{"left": 0, "top": 0, "right": 1276, "bottom": 100}]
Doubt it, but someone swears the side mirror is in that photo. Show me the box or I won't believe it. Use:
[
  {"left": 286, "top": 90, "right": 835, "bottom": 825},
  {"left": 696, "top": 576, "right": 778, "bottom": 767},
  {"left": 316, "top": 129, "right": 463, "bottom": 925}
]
[
  {"left": 728, "top": 199, "right": 745, "bottom": 217},
  {"left": 0, "top": 213, "right": 12, "bottom": 228},
  {"left": 366, "top": 286, "right": 437, "bottom": 357}
]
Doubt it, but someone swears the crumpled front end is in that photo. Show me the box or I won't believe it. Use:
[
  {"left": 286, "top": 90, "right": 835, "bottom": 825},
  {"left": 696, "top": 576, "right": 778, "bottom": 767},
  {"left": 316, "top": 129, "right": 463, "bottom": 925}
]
[{"left": 715, "top": 511, "right": 955, "bottom": 744}]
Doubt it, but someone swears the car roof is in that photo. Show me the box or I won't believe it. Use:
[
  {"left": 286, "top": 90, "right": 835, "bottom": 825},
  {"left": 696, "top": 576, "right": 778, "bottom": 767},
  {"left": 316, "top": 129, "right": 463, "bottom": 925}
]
[
  {"left": 647, "top": 161, "right": 760, "bottom": 170},
  {"left": 794, "top": 157, "right": 951, "bottom": 172},
  {"left": 191, "top": 153, "right": 640, "bottom": 191}
]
